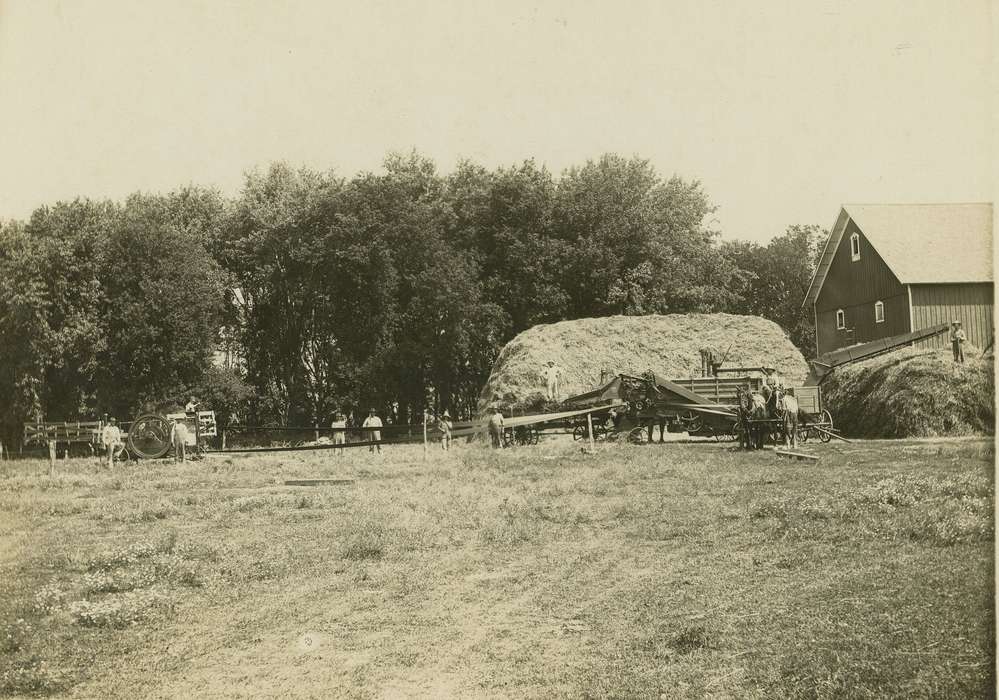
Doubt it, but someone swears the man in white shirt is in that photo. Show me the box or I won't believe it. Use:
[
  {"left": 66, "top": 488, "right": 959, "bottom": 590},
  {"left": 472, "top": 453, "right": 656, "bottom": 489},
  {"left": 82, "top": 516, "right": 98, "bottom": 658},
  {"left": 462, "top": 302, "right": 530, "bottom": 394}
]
[
  {"left": 101, "top": 417, "right": 123, "bottom": 470},
  {"left": 487, "top": 408, "right": 505, "bottom": 448},
  {"left": 362, "top": 408, "right": 383, "bottom": 453},
  {"left": 543, "top": 361, "right": 562, "bottom": 401},
  {"left": 185, "top": 396, "right": 200, "bottom": 414},
  {"left": 438, "top": 410, "right": 452, "bottom": 451},
  {"left": 169, "top": 419, "right": 188, "bottom": 463},
  {"left": 330, "top": 411, "right": 347, "bottom": 454}
]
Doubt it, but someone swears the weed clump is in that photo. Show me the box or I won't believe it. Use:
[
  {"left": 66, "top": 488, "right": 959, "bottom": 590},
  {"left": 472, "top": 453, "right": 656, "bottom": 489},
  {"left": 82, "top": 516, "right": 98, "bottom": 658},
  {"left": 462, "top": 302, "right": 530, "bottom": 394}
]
[{"left": 68, "top": 590, "right": 173, "bottom": 628}]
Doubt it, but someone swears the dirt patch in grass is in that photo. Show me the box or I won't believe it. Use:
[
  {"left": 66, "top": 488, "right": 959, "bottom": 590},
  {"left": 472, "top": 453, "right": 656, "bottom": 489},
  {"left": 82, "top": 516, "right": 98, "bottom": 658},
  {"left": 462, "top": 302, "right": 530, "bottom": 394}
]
[
  {"left": 823, "top": 347, "right": 994, "bottom": 438},
  {"left": 478, "top": 313, "right": 809, "bottom": 412}
]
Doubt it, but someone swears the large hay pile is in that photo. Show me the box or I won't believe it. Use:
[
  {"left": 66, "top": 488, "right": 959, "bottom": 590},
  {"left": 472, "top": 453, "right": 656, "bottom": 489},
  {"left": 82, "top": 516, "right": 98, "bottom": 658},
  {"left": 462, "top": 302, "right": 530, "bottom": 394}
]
[
  {"left": 822, "top": 347, "right": 994, "bottom": 438},
  {"left": 478, "top": 314, "right": 809, "bottom": 412}
]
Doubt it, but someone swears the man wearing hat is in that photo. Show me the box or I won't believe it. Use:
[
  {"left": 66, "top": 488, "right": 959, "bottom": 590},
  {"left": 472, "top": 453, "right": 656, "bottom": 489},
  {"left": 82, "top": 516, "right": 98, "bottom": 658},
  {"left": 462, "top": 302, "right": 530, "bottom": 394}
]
[
  {"left": 330, "top": 411, "right": 347, "bottom": 454},
  {"left": 169, "top": 418, "right": 188, "bottom": 463},
  {"left": 543, "top": 361, "right": 563, "bottom": 401},
  {"left": 950, "top": 321, "right": 967, "bottom": 363},
  {"left": 438, "top": 410, "right": 453, "bottom": 451},
  {"left": 487, "top": 406, "right": 505, "bottom": 449},
  {"left": 362, "top": 408, "right": 383, "bottom": 453},
  {"left": 101, "top": 417, "right": 123, "bottom": 470}
]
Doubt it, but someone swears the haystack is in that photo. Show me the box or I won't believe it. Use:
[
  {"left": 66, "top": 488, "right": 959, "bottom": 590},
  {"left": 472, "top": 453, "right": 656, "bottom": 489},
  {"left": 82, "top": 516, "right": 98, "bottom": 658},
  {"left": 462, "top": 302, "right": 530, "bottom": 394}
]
[
  {"left": 478, "top": 314, "right": 809, "bottom": 412},
  {"left": 822, "top": 347, "right": 994, "bottom": 438}
]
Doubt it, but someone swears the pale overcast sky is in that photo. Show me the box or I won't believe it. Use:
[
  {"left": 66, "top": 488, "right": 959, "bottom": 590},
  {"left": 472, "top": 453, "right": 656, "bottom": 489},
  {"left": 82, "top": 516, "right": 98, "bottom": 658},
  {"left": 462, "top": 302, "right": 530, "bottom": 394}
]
[{"left": 0, "top": 0, "right": 993, "bottom": 242}]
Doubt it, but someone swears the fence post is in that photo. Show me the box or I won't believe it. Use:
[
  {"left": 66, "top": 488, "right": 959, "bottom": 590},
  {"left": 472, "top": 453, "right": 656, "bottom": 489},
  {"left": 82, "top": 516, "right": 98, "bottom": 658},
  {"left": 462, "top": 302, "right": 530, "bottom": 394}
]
[
  {"left": 221, "top": 428, "right": 227, "bottom": 452},
  {"left": 48, "top": 440, "right": 56, "bottom": 475},
  {"left": 587, "top": 412, "right": 595, "bottom": 452},
  {"left": 423, "top": 411, "right": 428, "bottom": 460},
  {"left": 313, "top": 421, "right": 319, "bottom": 444}
]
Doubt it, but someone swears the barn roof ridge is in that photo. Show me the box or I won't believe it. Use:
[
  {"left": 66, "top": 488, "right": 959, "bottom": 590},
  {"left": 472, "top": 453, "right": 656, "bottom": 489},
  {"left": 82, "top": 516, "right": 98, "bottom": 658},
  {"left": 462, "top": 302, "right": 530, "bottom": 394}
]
[{"left": 802, "top": 202, "right": 993, "bottom": 308}]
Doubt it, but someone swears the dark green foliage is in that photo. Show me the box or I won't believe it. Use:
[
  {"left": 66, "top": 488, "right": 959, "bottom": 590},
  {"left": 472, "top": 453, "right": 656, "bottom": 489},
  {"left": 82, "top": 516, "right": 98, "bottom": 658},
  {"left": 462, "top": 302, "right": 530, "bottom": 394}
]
[
  {"left": 0, "top": 151, "right": 827, "bottom": 432},
  {"left": 721, "top": 224, "right": 825, "bottom": 353}
]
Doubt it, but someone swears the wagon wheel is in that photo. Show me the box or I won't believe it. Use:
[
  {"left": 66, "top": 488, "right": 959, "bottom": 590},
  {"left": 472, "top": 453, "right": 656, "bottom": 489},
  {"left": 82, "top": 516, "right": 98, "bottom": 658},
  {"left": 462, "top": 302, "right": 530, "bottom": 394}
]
[
  {"left": 627, "top": 426, "right": 647, "bottom": 444},
  {"left": 572, "top": 424, "right": 587, "bottom": 441},
  {"left": 530, "top": 426, "right": 541, "bottom": 445},
  {"left": 502, "top": 428, "right": 516, "bottom": 448},
  {"left": 715, "top": 423, "right": 739, "bottom": 442},
  {"left": 818, "top": 410, "right": 834, "bottom": 443},
  {"left": 126, "top": 414, "right": 172, "bottom": 459},
  {"left": 680, "top": 411, "right": 703, "bottom": 433}
]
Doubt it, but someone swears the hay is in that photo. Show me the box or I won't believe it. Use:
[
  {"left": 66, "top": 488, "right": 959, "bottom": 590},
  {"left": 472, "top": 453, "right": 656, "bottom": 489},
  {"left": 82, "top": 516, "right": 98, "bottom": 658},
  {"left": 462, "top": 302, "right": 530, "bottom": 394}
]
[
  {"left": 478, "top": 313, "right": 809, "bottom": 412},
  {"left": 822, "top": 347, "right": 994, "bottom": 438}
]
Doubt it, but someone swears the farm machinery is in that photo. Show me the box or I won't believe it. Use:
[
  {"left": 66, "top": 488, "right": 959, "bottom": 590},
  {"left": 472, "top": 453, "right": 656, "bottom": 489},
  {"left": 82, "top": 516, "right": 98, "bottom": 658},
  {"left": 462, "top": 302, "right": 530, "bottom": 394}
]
[
  {"left": 23, "top": 410, "right": 217, "bottom": 462},
  {"left": 561, "top": 371, "right": 760, "bottom": 443}
]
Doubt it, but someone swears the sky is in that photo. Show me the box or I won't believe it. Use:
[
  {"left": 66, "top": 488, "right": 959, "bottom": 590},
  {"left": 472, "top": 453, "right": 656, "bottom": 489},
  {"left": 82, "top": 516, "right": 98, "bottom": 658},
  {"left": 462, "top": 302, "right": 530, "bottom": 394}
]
[{"left": 0, "top": 0, "right": 993, "bottom": 243}]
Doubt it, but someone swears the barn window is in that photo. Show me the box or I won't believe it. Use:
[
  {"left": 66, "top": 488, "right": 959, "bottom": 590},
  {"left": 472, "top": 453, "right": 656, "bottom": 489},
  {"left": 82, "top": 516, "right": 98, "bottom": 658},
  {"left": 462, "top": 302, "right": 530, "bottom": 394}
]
[
  {"left": 874, "top": 301, "right": 885, "bottom": 323},
  {"left": 836, "top": 309, "right": 845, "bottom": 329},
  {"left": 850, "top": 233, "right": 861, "bottom": 261}
]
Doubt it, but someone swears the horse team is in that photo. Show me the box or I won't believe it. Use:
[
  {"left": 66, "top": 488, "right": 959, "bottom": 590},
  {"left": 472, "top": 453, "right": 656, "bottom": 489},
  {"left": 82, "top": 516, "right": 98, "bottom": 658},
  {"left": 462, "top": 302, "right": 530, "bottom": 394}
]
[{"left": 736, "top": 385, "right": 800, "bottom": 450}]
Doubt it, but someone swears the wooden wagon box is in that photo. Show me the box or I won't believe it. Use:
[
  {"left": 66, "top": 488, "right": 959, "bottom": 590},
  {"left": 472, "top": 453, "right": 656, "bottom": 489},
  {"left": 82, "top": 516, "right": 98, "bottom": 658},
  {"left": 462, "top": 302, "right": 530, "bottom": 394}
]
[
  {"left": 669, "top": 376, "right": 764, "bottom": 405},
  {"left": 23, "top": 421, "right": 101, "bottom": 445},
  {"left": 792, "top": 385, "right": 822, "bottom": 416}
]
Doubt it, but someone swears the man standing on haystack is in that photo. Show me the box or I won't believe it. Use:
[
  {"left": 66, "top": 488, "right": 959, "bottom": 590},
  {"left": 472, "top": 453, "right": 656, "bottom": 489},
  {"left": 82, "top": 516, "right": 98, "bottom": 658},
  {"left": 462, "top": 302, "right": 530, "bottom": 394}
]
[
  {"left": 950, "top": 321, "right": 966, "bottom": 363},
  {"left": 543, "top": 361, "right": 563, "bottom": 401}
]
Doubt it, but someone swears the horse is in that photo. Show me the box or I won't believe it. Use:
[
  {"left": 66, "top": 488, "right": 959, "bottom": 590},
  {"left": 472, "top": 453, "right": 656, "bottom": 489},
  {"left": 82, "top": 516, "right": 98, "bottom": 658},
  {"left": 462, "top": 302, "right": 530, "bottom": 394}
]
[
  {"left": 767, "top": 385, "right": 800, "bottom": 448},
  {"left": 736, "top": 387, "right": 768, "bottom": 450}
]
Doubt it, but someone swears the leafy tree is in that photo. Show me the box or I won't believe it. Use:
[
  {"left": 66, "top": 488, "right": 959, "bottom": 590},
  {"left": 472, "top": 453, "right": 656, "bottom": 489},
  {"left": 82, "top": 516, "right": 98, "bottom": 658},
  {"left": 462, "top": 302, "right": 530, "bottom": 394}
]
[
  {"left": 721, "top": 224, "right": 826, "bottom": 354},
  {"left": 95, "top": 190, "right": 226, "bottom": 417},
  {"left": 552, "top": 155, "right": 741, "bottom": 316}
]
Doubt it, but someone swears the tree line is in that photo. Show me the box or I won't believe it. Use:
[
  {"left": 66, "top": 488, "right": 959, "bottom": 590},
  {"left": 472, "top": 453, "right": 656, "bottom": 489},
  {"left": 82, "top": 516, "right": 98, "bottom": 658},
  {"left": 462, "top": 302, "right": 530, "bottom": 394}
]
[{"left": 0, "top": 152, "right": 823, "bottom": 443}]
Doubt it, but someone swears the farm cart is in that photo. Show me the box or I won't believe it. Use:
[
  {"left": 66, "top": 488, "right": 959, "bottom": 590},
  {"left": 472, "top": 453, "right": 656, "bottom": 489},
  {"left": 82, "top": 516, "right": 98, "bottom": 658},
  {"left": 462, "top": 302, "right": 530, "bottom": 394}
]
[
  {"left": 127, "top": 410, "right": 217, "bottom": 460},
  {"left": 789, "top": 385, "right": 834, "bottom": 443}
]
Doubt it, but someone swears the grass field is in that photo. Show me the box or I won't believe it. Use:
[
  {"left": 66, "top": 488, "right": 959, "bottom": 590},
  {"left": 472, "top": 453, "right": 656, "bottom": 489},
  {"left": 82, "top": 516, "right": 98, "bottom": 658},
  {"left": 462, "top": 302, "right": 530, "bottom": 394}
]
[{"left": 0, "top": 437, "right": 994, "bottom": 698}]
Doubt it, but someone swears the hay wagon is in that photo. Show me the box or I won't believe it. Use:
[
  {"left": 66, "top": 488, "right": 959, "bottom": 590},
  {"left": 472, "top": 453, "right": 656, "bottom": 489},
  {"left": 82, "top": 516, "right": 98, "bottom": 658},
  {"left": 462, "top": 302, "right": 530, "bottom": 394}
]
[
  {"left": 790, "top": 385, "right": 834, "bottom": 443},
  {"left": 738, "top": 385, "right": 835, "bottom": 447}
]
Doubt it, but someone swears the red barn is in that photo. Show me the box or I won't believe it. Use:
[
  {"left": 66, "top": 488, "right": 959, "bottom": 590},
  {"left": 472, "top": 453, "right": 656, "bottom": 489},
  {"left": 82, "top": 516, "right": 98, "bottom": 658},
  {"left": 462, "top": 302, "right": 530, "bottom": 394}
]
[{"left": 803, "top": 203, "right": 993, "bottom": 357}]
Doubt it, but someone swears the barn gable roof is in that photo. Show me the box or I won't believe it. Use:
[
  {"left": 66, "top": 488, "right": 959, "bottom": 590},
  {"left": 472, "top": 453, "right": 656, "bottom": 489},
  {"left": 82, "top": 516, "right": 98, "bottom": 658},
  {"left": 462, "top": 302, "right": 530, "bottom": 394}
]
[{"left": 802, "top": 203, "right": 993, "bottom": 308}]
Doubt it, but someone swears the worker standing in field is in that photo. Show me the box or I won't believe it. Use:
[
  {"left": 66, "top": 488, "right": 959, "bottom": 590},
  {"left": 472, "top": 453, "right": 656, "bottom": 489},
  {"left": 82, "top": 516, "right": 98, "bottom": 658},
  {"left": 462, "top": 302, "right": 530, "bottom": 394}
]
[
  {"left": 487, "top": 407, "right": 505, "bottom": 448},
  {"left": 102, "top": 417, "right": 123, "bottom": 470},
  {"left": 363, "top": 408, "right": 383, "bottom": 453},
  {"left": 439, "top": 410, "right": 453, "bottom": 451},
  {"left": 330, "top": 411, "right": 347, "bottom": 454},
  {"left": 950, "top": 320, "right": 967, "bottom": 363},
  {"left": 543, "top": 361, "right": 563, "bottom": 401},
  {"left": 169, "top": 418, "right": 188, "bottom": 463}
]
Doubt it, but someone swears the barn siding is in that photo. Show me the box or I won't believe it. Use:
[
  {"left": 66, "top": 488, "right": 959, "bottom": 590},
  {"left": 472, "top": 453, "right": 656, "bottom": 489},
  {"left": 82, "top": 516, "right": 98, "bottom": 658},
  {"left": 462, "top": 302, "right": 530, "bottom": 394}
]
[
  {"left": 814, "top": 218, "right": 910, "bottom": 355},
  {"left": 910, "top": 283, "right": 994, "bottom": 351}
]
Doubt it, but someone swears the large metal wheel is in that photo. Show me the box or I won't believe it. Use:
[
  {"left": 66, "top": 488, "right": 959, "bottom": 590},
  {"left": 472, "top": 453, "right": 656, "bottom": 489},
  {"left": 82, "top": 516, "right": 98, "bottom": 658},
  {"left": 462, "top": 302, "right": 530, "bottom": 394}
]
[
  {"left": 127, "top": 414, "right": 172, "bottom": 459},
  {"left": 818, "top": 410, "right": 834, "bottom": 443},
  {"left": 572, "top": 424, "right": 587, "bottom": 441},
  {"left": 680, "top": 411, "right": 703, "bottom": 433},
  {"left": 627, "top": 426, "right": 648, "bottom": 444}
]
